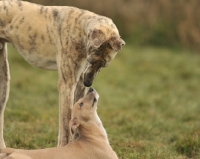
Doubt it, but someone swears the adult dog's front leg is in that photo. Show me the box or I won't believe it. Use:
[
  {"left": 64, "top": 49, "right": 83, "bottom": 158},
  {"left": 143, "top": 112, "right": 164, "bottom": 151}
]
[
  {"left": 74, "top": 73, "right": 87, "bottom": 103},
  {"left": 0, "top": 41, "right": 10, "bottom": 148},
  {"left": 57, "top": 55, "right": 80, "bottom": 146},
  {"left": 57, "top": 77, "right": 76, "bottom": 146}
]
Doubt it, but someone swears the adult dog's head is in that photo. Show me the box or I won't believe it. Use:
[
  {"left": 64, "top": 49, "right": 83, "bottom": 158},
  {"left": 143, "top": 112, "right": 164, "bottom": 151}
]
[
  {"left": 84, "top": 18, "right": 125, "bottom": 87},
  {"left": 70, "top": 88, "right": 100, "bottom": 136}
]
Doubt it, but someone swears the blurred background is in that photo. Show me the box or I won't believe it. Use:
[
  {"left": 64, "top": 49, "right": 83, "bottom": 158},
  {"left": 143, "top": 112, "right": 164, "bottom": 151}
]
[
  {"left": 5, "top": 0, "right": 200, "bottom": 158},
  {"left": 28, "top": 0, "right": 200, "bottom": 50}
]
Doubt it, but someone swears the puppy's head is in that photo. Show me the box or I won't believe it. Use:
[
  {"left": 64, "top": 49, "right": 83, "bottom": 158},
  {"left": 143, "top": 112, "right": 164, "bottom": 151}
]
[
  {"left": 84, "top": 20, "right": 125, "bottom": 87},
  {"left": 70, "top": 88, "right": 99, "bottom": 136}
]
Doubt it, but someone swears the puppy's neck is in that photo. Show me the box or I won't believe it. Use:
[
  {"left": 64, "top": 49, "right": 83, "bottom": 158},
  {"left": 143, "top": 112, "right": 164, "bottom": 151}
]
[{"left": 78, "top": 117, "right": 109, "bottom": 144}]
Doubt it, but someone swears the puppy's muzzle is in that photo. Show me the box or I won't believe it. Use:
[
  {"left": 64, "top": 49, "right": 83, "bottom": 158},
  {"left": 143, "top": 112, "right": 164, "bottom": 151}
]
[{"left": 87, "top": 87, "right": 99, "bottom": 101}]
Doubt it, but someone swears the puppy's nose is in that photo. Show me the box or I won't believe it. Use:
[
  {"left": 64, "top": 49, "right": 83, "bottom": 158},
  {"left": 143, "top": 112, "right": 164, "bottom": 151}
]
[{"left": 89, "top": 87, "right": 94, "bottom": 92}]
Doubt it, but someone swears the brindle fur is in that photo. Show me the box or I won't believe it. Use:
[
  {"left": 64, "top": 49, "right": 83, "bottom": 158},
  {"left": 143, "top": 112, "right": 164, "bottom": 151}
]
[{"left": 0, "top": 0, "right": 125, "bottom": 147}]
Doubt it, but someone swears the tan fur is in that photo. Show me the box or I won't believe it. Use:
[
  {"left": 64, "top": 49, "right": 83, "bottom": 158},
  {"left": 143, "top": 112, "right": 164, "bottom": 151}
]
[
  {"left": 0, "top": 0, "right": 125, "bottom": 147},
  {"left": 0, "top": 88, "right": 118, "bottom": 159}
]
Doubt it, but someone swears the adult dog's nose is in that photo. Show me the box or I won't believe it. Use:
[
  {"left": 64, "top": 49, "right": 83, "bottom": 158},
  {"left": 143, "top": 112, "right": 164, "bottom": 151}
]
[{"left": 89, "top": 87, "right": 94, "bottom": 92}]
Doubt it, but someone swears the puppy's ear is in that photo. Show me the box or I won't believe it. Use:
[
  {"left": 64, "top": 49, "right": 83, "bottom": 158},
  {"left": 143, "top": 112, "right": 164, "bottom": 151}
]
[
  {"left": 88, "top": 29, "right": 106, "bottom": 50},
  {"left": 70, "top": 117, "right": 80, "bottom": 136},
  {"left": 108, "top": 36, "right": 125, "bottom": 52}
]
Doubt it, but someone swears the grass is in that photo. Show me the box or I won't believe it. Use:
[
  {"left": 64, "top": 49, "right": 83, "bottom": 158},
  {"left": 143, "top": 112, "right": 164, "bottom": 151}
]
[{"left": 4, "top": 44, "right": 200, "bottom": 158}]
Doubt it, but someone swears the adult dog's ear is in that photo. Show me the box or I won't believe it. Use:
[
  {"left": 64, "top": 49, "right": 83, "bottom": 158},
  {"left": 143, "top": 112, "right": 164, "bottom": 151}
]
[
  {"left": 108, "top": 36, "right": 125, "bottom": 52},
  {"left": 70, "top": 117, "right": 80, "bottom": 136},
  {"left": 88, "top": 29, "right": 106, "bottom": 50}
]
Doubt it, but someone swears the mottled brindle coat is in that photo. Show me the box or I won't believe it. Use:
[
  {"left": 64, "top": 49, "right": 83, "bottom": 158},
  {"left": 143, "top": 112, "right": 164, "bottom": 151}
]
[{"left": 0, "top": 0, "right": 125, "bottom": 147}]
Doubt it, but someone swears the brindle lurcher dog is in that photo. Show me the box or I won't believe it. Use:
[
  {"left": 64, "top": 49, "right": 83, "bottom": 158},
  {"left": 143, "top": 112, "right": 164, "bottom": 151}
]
[{"left": 0, "top": 0, "right": 125, "bottom": 147}]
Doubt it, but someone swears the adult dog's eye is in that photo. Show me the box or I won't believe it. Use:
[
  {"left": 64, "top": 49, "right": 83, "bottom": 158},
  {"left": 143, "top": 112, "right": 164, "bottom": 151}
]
[{"left": 79, "top": 102, "right": 83, "bottom": 107}]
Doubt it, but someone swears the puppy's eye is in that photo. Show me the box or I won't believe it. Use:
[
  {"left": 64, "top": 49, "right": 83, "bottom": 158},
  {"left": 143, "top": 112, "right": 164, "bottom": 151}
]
[{"left": 79, "top": 102, "right": 83, "bottom": 107}]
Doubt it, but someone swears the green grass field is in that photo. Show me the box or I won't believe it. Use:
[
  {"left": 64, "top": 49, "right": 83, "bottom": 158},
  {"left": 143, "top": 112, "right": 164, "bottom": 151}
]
[{"left": 4, "top": 44, "right": 200, "bottom": 159}]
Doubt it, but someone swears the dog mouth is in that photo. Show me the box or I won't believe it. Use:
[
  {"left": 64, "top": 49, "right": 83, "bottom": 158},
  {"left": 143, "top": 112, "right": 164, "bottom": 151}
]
[
  {"left": 92, "top": 97, "right": 97, "bottom": 107},
  {"left": 83, "top": 62, "right": 103, "bottom": 87}
]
